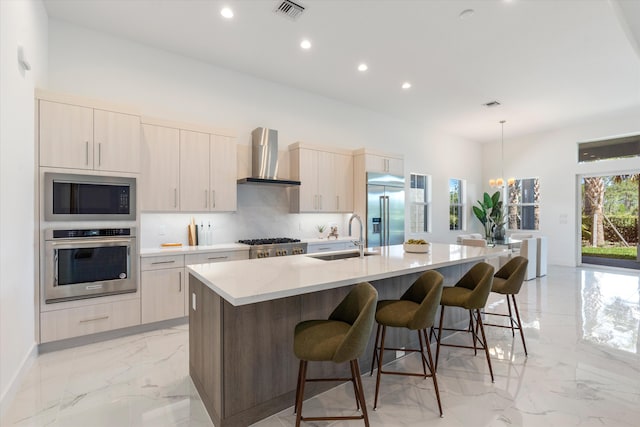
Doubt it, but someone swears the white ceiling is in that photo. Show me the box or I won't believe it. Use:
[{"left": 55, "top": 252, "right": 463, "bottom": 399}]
[{"left": 43, "top": 0, "right": 640, "bottom": 143}]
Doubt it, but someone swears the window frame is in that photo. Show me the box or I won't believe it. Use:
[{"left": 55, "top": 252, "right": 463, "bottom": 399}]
[
  {"left": 449, "top": 178, "right": 466, "bottom": 231},
  {"left": 409, "top": 173, "right": 432, "bottom": 233},
  {"left": 507, "top": 177, "right": 540, "bottom": 231}
]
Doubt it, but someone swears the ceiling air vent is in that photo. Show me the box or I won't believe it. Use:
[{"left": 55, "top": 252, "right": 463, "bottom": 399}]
[
  {"left": 482, "top": 101, "right": 501, "bottom": 108},
  {"left": 274, "top": 0, "right": 306, "bottom": 21}
]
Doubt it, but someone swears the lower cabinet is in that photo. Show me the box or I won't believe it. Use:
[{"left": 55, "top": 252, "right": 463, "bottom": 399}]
[
  {"left": 140, "top": 249, "right": 249, "bottom": 324},
  {"left": 40, "top": 299, "right": 140, "bottom": 343}
]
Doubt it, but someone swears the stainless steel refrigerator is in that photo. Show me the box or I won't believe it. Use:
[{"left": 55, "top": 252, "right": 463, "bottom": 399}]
[{"left": 366, "top": 172, "right": 405, "bottom": 248}]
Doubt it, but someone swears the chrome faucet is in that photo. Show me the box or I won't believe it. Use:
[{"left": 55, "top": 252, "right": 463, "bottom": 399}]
[{"left": 348, "top": 214, "right": 365, "bottom": 258}]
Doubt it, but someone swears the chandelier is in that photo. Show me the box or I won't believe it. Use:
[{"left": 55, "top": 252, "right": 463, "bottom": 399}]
[{"left": 489, "top": 120, "right": 515, "bottom": 188}]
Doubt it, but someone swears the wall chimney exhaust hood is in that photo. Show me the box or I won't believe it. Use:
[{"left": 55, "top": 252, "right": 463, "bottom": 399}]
[{"left": 237, "top": 127, "right": 301, "bottom": 186}]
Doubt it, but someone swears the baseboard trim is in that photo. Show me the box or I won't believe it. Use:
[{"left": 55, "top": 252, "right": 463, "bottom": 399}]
[
  {"left": 0, "top": 341, "right": 38, "bottom": 419},
  {"left": 38, "top": 317, "right": 188, "bottom": 353}
]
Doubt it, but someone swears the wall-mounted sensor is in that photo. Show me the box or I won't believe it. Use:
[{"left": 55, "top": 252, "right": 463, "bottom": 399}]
[{"left": 18, "top": 45, "right": 31, "bottom": 71}]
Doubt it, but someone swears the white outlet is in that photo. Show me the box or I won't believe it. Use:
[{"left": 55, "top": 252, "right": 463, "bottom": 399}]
[{"left": 159, "top": 224, "right": 166, "bottom": 236}]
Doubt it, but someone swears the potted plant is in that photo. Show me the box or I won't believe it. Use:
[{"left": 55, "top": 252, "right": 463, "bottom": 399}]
[
  {"left": 472, "top": 191, "right": 506, "bottom": 241},
  {"left": 316, "top": 224, "right": 326, "bottom": 238}
]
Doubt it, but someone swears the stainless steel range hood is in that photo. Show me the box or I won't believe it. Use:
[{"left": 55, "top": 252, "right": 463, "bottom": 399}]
[{"left": 237, "top": 127, "right": 301, "bottom": 186}]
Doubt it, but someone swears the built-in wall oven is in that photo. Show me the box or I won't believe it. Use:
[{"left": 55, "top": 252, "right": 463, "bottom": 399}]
[{"left": 44, "top": 228, "right": 137, "bottom": 303}]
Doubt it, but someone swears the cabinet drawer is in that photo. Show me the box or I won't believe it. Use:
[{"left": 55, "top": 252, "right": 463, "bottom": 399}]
[
  {"left": 307, "top": 242, "right": 352, "bottom": 253},
  {"left": 186, "top": 250, "right": 248, "bottom": 265},
  {"left": 40, "top": 299, "right": 140, "bottom": 343},
  {"left": 141, "top": 255, "right": 185, "bottom": 271}
]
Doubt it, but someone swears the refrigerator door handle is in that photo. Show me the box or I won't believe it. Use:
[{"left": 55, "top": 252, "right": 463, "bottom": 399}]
[
  {"left": 384, "top": 195, "right": 390, "bottom": 246},
  {"left": 379, "top": 195, "right": 385, "bottom": 247}
]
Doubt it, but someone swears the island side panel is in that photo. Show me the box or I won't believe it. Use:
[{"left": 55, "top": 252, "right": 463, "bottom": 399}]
[
  {"left": 222, "top": 294, "right": 301, "bottom": 423},
  {"left": 189, "top": 274, "right": 223, "bottom": 426}
]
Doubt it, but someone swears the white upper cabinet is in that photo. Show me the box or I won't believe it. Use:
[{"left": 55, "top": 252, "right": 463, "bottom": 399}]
[
  {"left": 141, "top": 124, "right": 180, "bottom": 211},
  {"left": 289, "top": 144, "right": 354, "bottom": 213},
  {"left": 179, "top": 130, "right": 237, "bottom": 212},
  {"left": 210, "top": 135, "right": 237, "bottom": 212},
  {"left": 39, "top": 101, "right": 94, "bottom": 170},
  {"left": 180, "top": 130, "right": 211, "bottom": 212},
  {"left": 93, "top": 109, "right": 141, "bottom": 173},
  {"left": 364, "top": 153, "right": 403, "bottom": 175},
  {"left": 39, "top": 100, "right": 140, "bottom": 173}
]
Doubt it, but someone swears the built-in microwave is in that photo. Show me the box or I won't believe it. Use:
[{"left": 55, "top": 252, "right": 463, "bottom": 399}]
[{"left": 44, "top": 173, "right": 136, "bottom": 221}]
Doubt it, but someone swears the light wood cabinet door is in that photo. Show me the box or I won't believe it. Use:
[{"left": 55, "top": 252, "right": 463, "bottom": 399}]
[
  {"left": 141, "top": 124, "right": 180, "bottom": 211},
  {"left": 334, "top": 153, "right": 354, "bottom": 212},
  {"left": 290, "top": 148, "right": 354, "bottom": 213},
  {"left": 141, "top": 268, "right": 185, "bottom": 323},
  {"left": 39, "top": 100, "right": 94, "bottom": 169},
  {"left": 316, "top": 150, "right": 335, "bottom": 212},
  {"left": 180, "top": 130, "right": 210, "bottom": 212},
  {"left": 210, "top": 135, "right": 237, "bottom": 212},
  {"left": 365, "top": 153, "right": 403, "bottom": 175},
  {"left": 295, "top": 148, "right": 320, "bottom": 211},
  {"left": 93, "top": 109, "right": 141, "bottom": 173}
]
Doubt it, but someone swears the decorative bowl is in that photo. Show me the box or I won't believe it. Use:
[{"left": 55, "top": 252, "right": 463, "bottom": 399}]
[{"left": 403, "top": 242, "right": 431, "bottom": 253}]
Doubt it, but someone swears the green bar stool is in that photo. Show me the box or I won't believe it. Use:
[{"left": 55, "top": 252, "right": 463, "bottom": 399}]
[
  {"left": 483, "top": 256, "right": 529, "bottom": 356},
  {"left": 435, "top": 262, "right": 496, "bottom": 382},
  {"left": 369, "top": 270, "right": 444, "bottom": 416},
  {"left": 293, "top": 282, "right": 378, "bottom": 427}
]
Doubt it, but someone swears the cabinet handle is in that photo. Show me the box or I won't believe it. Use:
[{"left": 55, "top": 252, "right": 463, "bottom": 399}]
[
  {"left": 179, "top": 271, "right": 182, "bottom": 292},
  {"left": 336, "top": 195, "right": 339, "bottom": 211},
  {"left": 174, "top": 188, "right": 177, "bottom": 208},
  {"left": 98, "top": 143, "right": 102, "bottom": 166},
  {"left": 151, "top": 260, "right": 176, "bottom": 265},
  {"left": 212, "top": 190, "right": 216, "bottom": 209},
  {"left": 85, "top": 141, "right": 89, "bottom": 165},
  {"left": 204, "top": 190, "right": 208, "bottom": 208},
  {"left": 319, "top": 195, "right": 322, "bottom": 210},
  {"left": 207, "top": 256, "right": 228, "bottom": 260},
  {"left": 79, "top": 315, "right": 109, "bottom": 324}
]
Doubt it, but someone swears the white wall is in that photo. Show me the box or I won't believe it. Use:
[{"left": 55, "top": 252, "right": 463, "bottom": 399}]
[
  {"left": 0, "top": 0, "right": 48, "bottom": 412},
  {"left": 47, "top": 20, "right": 483, "bottom": 247},
  {"left": 482, "top": 107, "right": 640, "bottom": 267}
]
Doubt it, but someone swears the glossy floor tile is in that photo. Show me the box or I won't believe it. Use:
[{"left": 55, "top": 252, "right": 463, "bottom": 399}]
[{"left": 2, "top": 266, "right": 639, "bottom": 426}]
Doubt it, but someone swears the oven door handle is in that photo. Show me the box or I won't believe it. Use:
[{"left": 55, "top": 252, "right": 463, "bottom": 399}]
[{"left": 54, "top": 249, "right": 59, "bottom": 286}]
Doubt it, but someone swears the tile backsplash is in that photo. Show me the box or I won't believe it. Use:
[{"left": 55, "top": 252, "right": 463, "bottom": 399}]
[{"left": 140, "top": 184, "right": 351, "bottom": 248}]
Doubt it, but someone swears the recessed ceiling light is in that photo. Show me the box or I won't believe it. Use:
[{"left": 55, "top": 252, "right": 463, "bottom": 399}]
[
  {"left": 357, "top": 63, "right": 368, "bottom": 72},
  {"left": 220, "top": 7, "right": 234, "bottom": 19},
  {"left": 300, "top": 39, "right": 312, "bottom": 50},
  {"left": 401, "top": 82, "right": 411, "bottom": 90},
  {"left": 459, "top": 9, "right": 474, "bottom": 19}
]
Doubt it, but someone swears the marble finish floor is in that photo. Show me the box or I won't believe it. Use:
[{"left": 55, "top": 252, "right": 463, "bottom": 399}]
[{"left": 2, "top": 265, "right": 639, "bottom": 426}]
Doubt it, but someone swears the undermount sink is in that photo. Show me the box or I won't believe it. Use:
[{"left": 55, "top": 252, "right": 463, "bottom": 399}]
[{"left": 308, "top": 251, "right": 379, "bottom": 261}]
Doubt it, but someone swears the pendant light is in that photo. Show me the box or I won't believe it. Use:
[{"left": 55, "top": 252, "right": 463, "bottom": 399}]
[{"left": 489, "top": 120, "right": 515, "bottom": 188}]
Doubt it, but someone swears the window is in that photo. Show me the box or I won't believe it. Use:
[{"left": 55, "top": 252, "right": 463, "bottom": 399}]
[
  {"left": 449, "top": 178, "right": 465, "bottom": 230},
  {"left": 410, "top": 173, "right": 431, "bottom": 233},
  {"left": 578, "top": 134, "right": 640, "bottom": 163},
  {"left": 507, "top": 178, "right": 540, "bottom": 230}
]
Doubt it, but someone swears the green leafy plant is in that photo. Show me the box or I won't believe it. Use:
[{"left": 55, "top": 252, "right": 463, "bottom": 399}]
[
  {"left": 316, "top": 225, "right": 326, "bottom": 233},
  {"left": 472, "top": 191, "right": 505, "bottom": 239}
]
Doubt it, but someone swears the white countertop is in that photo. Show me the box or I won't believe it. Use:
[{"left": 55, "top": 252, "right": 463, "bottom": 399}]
[
  {"left": 141, "top": 238, "right": 353, "bottom": 257},
  {"left": 140, "top": 243, "right": 250, "bottom": 257},
  {"left": 187, "top": 243, "right": 507, "bottom": 306}
]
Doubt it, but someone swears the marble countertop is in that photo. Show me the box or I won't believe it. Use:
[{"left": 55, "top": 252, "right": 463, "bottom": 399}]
[
  {"left": 141, "top": 237, "right": 353, "bottom": 257},
  {"left": 140, "top": 243, "right": 250, "bottom": 257},
  {"left": 187, "top": 243, "right": 507, "bottom": 306}
]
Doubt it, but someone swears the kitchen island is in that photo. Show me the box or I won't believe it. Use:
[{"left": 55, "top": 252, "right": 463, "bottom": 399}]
[{"left": 187, "top": 243, "right": 506, "bottom": 427}]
